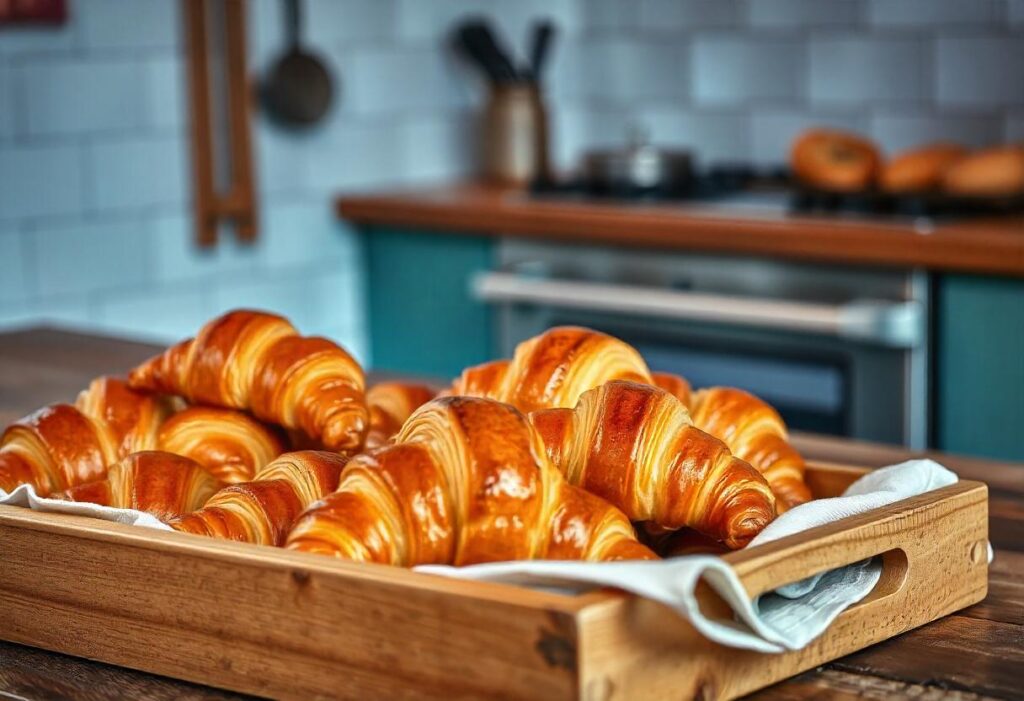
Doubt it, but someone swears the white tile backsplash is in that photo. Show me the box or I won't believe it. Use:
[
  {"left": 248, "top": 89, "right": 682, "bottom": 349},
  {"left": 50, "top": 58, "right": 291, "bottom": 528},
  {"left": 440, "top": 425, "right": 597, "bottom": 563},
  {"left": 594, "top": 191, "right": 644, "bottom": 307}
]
[
  {"left": 95, "top": 287, "right": 207, "bottom": 343},
  {"left": 936, "top": 36, "right": 1024, "bottom": 107},
  {"left": 77, "top": 0, "right": 179, "bottom": 50},
  {"left": 33, "top": 219, "right": 150, "bottom": 297},
  {"left": 259, "top": 202, "right": 361, "bottom": 270},
  {"left": 693, "top": 36, "right": 803, "bottom": 105},
  {"left": 639, "top": 0, "right": 741, "bottom": 31},
  {"left": 345, "top": 48, "right": 472, "bottom": 116},
  {"left": 0, "top": 230, "right": 30, "bottom": 303},
  {"left": 0, "top": 61, "right": 12, "bottom": 142},
  {"left": 0, "top": 144, "right": 84, "bottom": 220},
  {"left": 810, "top": 37, "right": 927, "bottom": 106},
  {"left": 748, "top": 0, "right": 862, "bottom": 28},
  {"left": 151, "top": 214, "right": 260, "bottom": 284},
  {"left": 20, "top": 59, "right": 140, "bottom": 136},
  {"left": 870, "top": 113, "right": 1005, "bottom": 153},
  {"left": 88, "top": 136, "right": 187, "bottom": 211},
  {"left": 638, "top": 108, "right": 751, "bottom": 163},
  {"left": 868, "top": 0, "right": 1003, "bottom": 26},
  {"left": 583, "top": 38, "right": 689, "bottom": 102},
  {"left": 139, "top": 56, "right": 184, "bottom": 131}
]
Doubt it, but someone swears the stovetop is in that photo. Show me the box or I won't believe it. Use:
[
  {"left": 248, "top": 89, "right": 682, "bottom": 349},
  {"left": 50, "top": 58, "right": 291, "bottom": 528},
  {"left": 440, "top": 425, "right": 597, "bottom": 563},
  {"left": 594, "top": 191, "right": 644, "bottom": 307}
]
[{"left": 528, "top": 165, "right": 1024, "bottom": 222}]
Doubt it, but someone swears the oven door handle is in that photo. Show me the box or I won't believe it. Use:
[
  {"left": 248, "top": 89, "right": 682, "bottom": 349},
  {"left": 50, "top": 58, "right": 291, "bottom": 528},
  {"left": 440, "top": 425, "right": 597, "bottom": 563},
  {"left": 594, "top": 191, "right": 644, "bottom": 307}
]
[{"left": 471, "top": 271, "right": 924, "bottom": 348}]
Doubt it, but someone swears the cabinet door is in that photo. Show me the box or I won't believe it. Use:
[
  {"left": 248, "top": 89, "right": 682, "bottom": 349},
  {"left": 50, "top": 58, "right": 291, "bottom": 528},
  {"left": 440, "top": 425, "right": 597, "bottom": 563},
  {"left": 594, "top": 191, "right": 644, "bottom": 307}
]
[
  {"left": 364, "top": 227, "right": 495, "bottom": 379},
  {"left": 937, "top": 275, "right": 1024, "bottom": 461}
]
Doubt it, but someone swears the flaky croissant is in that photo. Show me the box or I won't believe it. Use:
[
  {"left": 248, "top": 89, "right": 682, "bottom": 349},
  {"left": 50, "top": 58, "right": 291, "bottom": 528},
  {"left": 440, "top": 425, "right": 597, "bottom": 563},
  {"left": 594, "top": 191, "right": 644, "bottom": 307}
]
[
  {"left": 364, "top": 381, "right": 437, "bottom": 449},
  {"left": 285, "top": 396, "right": 656, "bottom": 565},
  {"left": 157, "top": 406, "right": 287, "bottom": 483},
  {"left": 450, "top": 326, "right": 652, "bottom": 413},
  {"left": 652, "top": 373, "right": 811, "bottom": 510},
  {"left": 529, "top": 381, "right": 777, "bottom": 548},
  {"left": 0, "top": 405, "right": 116, "bottom": 497},
  {"left": 128, "top": 309, "right": 368, "bottom": 453},
  {"left": 55, "top": 451, "right": 221, "bottom": 520},
  {"left": 169, "top": 450, "right": 347, "bottom": 546}
]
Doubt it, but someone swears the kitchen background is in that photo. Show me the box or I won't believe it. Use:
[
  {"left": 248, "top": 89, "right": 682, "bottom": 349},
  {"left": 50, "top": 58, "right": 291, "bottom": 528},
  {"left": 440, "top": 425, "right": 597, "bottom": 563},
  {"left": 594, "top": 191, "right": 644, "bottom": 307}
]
[{"left": 2, "top": 0, "right": 1023, "bottom": 361}]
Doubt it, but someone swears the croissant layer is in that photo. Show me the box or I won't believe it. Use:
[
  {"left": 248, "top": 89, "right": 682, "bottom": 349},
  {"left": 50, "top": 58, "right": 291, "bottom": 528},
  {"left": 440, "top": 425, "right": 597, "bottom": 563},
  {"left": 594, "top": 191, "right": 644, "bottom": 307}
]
[
  {"left": 286, "top": 396, "right": 656, "bottom": 565},
  {"left": 129, "top": 310, "right": 367, "bottom": 452},
  {"left": 530, "top": 381, "right": 777, "bottom": 548}
]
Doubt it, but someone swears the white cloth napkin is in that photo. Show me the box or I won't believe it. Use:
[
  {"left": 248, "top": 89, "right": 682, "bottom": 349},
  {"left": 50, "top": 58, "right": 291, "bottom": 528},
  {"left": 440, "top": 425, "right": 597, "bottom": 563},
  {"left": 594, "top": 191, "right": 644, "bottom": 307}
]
[{"left": 0, "top": 459, "right": 963, "bottom": 653}]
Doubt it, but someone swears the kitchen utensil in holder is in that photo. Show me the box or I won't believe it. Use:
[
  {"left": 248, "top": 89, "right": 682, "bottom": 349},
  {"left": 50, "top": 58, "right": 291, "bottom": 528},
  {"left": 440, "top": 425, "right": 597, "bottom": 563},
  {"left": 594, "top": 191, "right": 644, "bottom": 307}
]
[{"left": 482, "top": 83, "right": 549, "bottom": 187}]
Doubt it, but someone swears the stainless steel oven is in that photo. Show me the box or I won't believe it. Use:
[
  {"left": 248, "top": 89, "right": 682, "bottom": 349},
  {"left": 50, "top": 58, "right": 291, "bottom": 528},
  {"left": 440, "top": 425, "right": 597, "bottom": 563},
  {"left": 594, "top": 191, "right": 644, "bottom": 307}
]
[{"left": 473, "top": 239, "right": 930, "bottom": 448}]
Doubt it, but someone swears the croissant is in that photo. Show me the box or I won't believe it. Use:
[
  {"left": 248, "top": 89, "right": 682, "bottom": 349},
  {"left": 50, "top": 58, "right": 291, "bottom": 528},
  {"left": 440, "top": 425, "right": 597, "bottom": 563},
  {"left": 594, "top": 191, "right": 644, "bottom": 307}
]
[
  {"left": 54, "top": 451, "right": 221, "bottom": 520},
  {"left": 652, "top": 373, "right": 811, "bottom": 510},
  {"left": 285, "top": 396, "right": 656, "bottom": 565},
  {"left": 0, "top": 405, "right": 116, "bottom": 497},
  {"left": 75, "top": 376, "right": 176, "bottom": 455},
  {"left": 450, "top": 326, "right": 652, "bottom": 413},
  {"left": 1, "top": 375, "right": 291, "bottom": 498},
  {"left": 156, "top": 406, "right": 287, "bottom": 483},
  {"left": 365, "top": 381, "right": 437, "bottom": 449},
  {"left": 529, "top": 380, "right": 776, "bottom": 548},
  {"left": 169, "top": 450, "right": 347, "bottom": 546},
  {"left": 128, "top": 309, "right": 368, "bottom": 453}
]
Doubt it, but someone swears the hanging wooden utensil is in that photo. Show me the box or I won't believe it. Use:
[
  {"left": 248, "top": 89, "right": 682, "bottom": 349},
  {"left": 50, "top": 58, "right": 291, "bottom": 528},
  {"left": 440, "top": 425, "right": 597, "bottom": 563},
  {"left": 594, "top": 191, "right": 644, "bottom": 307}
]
[{"left": 183, "top": 0, "right": 258, "bottom": 247}]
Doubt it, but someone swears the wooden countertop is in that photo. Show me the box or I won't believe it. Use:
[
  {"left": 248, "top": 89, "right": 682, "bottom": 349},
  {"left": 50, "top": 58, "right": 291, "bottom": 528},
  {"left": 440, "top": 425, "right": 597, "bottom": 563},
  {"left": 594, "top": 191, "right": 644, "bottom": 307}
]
[
  {"left": 1, "top": 327, "right": 1022, "bottom": 701},
  {"left": 337, "top": 183, "right": 1024, "bottom": 277}
]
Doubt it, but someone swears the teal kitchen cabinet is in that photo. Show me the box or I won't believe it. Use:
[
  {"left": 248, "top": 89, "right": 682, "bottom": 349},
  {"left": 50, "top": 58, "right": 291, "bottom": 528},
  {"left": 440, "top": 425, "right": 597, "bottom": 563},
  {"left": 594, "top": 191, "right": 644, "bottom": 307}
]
[
  {"left": 937, "top": 274, "right": 1024, "bottom": 461},
  {"left": 364, "top": 227, "right": 496, "bottom": 379}
]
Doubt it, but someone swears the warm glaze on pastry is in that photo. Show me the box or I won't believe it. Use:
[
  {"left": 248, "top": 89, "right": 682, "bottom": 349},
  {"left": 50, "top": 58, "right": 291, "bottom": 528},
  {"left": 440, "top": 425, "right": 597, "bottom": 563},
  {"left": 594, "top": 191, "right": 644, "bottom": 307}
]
[
  {"left": 450, "top": 326, "right": 652, "bottom": 413},
  {"left": 879, "top": 142, "right": 966, "bottom": 193},
  {"left": 652, "top": 373, "right": 811, "bottom": 511},
  {"left": 55, "top": 451, "right": 221, "bottom": 520},
  {"left": 529, "top": 381, "right": 776, "bottom": 548},
  {"left": 364, "top": 381, "right": 437, "bottom": 449},
  {"left": 285, "top": 396, "right": 656, "bottom": 565},
  {"left": 169, "top": 450, "right": 347, "bottom": 546},
  {"left": 157, "top": 406, "right": 287, "bottom": 483},
  {"left": 791, "top": 129, "right": 881, "bottom": 192},
  {"left": 128, "top": 309, "right": 368, "bottom": 453},
  {"left": 942, "top": 145, "right": 1024, "bottom": 198}
]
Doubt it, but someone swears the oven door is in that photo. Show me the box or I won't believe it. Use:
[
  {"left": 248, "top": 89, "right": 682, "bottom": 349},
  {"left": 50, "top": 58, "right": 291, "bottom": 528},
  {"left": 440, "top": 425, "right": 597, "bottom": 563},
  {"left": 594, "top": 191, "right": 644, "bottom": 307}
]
[{"left": 474, "top": 263, "right": 928, "bottom": 447}]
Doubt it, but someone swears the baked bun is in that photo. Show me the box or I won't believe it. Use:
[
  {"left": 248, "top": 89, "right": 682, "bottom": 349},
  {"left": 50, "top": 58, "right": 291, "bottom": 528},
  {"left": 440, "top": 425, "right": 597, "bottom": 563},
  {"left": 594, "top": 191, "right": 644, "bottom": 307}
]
[
  {"left": 791, "top": 129, "right": 881, "bottom": 192},
  {"left": 880, "top": 142, "right": 966, "bottom": 193},
  {"left": 942, "top": 145, "right": 1024, "bottom": 198}
]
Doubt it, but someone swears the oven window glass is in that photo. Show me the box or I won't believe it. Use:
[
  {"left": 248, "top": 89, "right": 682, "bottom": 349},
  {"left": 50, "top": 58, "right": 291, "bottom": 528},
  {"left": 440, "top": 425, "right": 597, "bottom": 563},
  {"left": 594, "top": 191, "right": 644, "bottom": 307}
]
[{"left": 634, "top": 343, "right": 849, "bottom": 436}]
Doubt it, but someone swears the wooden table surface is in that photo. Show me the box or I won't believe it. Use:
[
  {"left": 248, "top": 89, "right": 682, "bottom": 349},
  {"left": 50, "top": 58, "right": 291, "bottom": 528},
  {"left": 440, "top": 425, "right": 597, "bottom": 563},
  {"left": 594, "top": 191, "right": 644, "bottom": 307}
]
[
  {"left": 1, "top": 327, "right": 1021, "bottom": 701},
  {"left": 336, "top": 182, "right": 1024, "bottom": 277}
]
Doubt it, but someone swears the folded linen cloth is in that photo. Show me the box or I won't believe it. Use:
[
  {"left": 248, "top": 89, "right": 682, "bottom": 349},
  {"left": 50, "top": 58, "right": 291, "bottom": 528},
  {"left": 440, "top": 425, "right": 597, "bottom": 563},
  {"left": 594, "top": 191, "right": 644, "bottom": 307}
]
[{"left": 0, "top": 459, "right": 966, "bottom": 652}]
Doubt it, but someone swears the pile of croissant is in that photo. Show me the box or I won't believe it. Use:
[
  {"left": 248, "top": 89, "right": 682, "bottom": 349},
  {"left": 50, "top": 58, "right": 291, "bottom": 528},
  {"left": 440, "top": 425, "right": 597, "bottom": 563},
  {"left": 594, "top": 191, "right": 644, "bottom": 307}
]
[{"left": 0, "top": 309, "right": 815, "bottom": 566}]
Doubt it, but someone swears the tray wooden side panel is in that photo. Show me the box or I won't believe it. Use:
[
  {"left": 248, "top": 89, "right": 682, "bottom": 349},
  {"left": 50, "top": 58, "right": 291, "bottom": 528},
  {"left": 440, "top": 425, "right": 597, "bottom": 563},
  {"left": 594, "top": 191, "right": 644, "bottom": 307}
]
[
  {"left": 574, "top": 480, "right": 989, "bottom": 701},
  {"left": 0, "top": 509, "right": 585, "bottom": 701}
]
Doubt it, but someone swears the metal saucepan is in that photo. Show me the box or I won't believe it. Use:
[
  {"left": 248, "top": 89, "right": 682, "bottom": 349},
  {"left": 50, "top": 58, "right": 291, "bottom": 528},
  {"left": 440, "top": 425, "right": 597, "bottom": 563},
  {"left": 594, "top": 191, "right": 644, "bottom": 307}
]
[{"left": 580, "top": 128, "right": 693, "bottom": 194}]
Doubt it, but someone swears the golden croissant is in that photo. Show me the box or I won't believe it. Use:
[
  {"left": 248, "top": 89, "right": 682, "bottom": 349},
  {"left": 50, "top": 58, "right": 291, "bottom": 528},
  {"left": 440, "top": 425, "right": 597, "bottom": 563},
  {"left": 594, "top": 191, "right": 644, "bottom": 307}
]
[
  {"left": 128, "top": 309, "right": 368, "bottom": 453},
  {"left": 529, "top": 380, "right": 777, "bottom": 548},
  {"left": 0, "top": 376, "right": 288, "bottom": 496},
  {"left": 54, "top": 451, "right": 221, "bottom": 520},
  {"left": 169, "top": 450, "right": 348, "bottom": 546},
  {"left": 450, "top": 326, "right": 652, "bottom": 413},
  {"left": 285, "top": 396, "right": 657, "bottom": 565},
  {"left": 364, "top": 381, "right": 437, "bottom": 449},
  {"left": 652, "top": 372, "right": 811, "bottom": 510}
]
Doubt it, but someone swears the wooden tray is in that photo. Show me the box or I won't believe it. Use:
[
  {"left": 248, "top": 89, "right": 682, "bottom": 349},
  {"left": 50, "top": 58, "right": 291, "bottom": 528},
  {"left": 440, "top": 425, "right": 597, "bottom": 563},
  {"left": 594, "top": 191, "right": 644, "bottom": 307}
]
[{"left": 0, "top": 463, "right": 988, "bottom": 701}]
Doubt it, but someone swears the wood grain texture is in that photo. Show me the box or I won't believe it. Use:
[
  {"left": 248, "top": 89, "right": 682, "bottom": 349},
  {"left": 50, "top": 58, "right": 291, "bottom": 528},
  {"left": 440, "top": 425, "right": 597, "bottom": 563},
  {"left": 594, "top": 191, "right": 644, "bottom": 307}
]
[
  {"left": 0, "top": 328, "right": 1020, "bottom": 701},
  {"left": 0, "top": 468, "right": 989, "bottom": 701},
  {"left": 335, "top": 183, "right": 1024, "bottom": 277}
]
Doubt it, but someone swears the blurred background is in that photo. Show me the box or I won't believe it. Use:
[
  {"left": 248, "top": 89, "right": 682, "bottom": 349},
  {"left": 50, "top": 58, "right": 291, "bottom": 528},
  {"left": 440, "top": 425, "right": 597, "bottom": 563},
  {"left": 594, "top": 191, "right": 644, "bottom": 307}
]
[{"left": 0, "top": 0, "right": 1022, "bottom": 459}]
